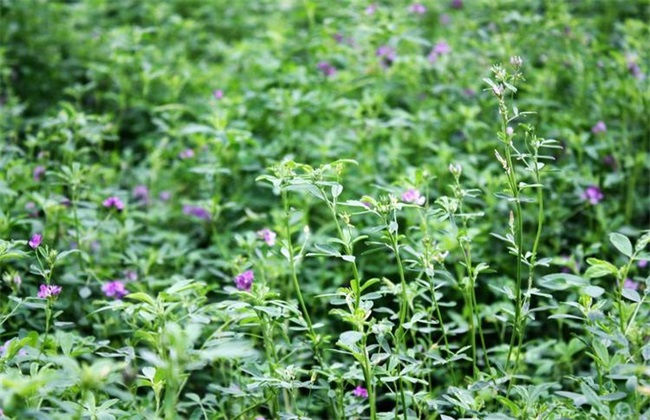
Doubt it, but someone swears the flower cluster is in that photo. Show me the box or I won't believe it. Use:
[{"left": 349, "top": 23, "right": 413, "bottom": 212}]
[
  {"left": 102, "top": 280, "right": 129, "bottom": 299},
  {"left": 234, "top": 270, "right": 254, "bottom": 291},
  {"left": 317, "top": 61, "right": 337, "bottom": 77},
  {"left": 401, "top": 188, "right": 425, "bottom": 205},
  {"left": 183, "top": 205, "right": 211, "bottom": 220},
  {"left": 28, "top": 233, "right": 42, "bottom": 249},
  {"left": 582, "top": 185, "right": 604, "bottom": 205},
  {"left": 352, "top": 385, "right": 368, "bottom": 398},
  {"left": 428, "top": 41, "right": 451, "bottom": 63},
  {"left": 257, "top": 228, "right": 277, "bottom": 246},
  {"left": 38, "top": 284, "right": 62, "bottom": 299},
  {"left": 103, "top": 196, "right": 125, "bottom": 211}
]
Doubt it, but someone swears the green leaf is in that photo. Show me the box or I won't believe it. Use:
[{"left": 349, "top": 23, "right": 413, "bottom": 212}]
[
  {"left": 337, "top": 331, "right": 363, "bottom": 353},
  {"left": 126, "top": 292, "right": 156, "bottom": 306},
  {"left": 621, "top": 288, "right": 641, "bottom": 303},
  {"left": 538, "top": 273, "right": 588, "bottom": 290},
  {"left": 610, "top": 233, "right": 633, "bottom": 257},
  {"left": 583, "top": 285, "right": 605, "bottom": 298}
]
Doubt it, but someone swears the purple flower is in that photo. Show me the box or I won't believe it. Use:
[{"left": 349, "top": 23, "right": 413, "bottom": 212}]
[
  {"left": 124, "top": 270, "right": 138, "bottom": 282},
  {"left": 376, "top": 45, "right": 396, "bottom": 61},
  {"left": 428, "top": 41, "right": 451, "bottom": 63},
  {"left": 365, "top": 3, "right": 378, "bottom": 15},
  {"left": 450, "top": 0, "right": 463, "bottom": 9},
  {"left": 183, "top": 205, "right": 211, "bottom": 220},
  {"left": 102, "top": 280, "right": 129, "bottom": 299},
  {"left": 408, "top": 3, "right": 427, "bottom": 14},
  {"left": 627, "top": 58, "right": 644, "bottom": 80},
  {"left": 103, "top": 196, "right": 125, "bottom": 211},
  {"left": 179, "top": 149, "right": 195, "bottom": 160},
  {"left": 638, "top": 260, "right": 648, "bottom": 268},
  {"left": 439, "top": 13, "right": 451, "bottom": 25},
  {"left": 133, "top": 185, "right": 149, "bottom": 203},
  {"left": 0, "top": 339, "right": 27, "bottom": 358},
  {"left": 213, "top": 89, "right": 224, "bottom": 100},
  {"left": 602, "top": 155, "right": 617, "bottom": 170},
  {"left": 352, "top": 385, "right": 369, "bottom": 398},
  {"left": 333, "top": 33, "right": 344, "bottom": 43},
  {"left": 623, "top": 279, "right": 639, "bottom": 290},
  {"left": 37, "top": 284, "right": 62, "bottom": 299},
  {"left": 591, "top": 121, "right": 607, "bottom": 134},
  {"left": 582, "top": 185, "right": 604, "bottom": 205},
  {"left": 159, "top": 191, "right": 172, "bottom": 201},
  {"left": 317, "top": 61, "right": 337, "bottom": 77},
  {"left": 402, "top": 188, "right": 426, "bottom": 205},
  {"left": 33, "top": 166, "right": 46, "bottom": 181},
  {"left": 234, "top": 270, "right": 254, "bottom": 291},
  {"left": 28, "top": 233, "right": 42, "bottom": 249},
  {"left": 257, "top": 228, "right": 277, "bottom": 246}
]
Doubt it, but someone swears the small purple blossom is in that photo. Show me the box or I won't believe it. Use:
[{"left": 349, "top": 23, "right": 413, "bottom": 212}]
[
  {"left": 234, "top": 270, "right": 254, "bottom": 291},
  {"left": 124, "top": 270, "right": 138, "bottom": 282},
  {"left": 183, "top": 205, "right": 211, "bottom": 220},
  {"left": 317, "top": 61, "right": 337, "bottom": 77},
  {"left": 159, "top": 191, "right": 172, "bottom": 201},
  {"left": 376, "top": 45, "right": 396, "bottom": 61},
  {"left": 402, "top": 188, "right": 426, "bottom": 205},
  {"left": 352, "top": 385, "right": 369, "bottom": 398},
  {"left": 627, "top": 57, "right": 644, "bottom": 80},
  {"left": 582, "top": 185, "right": 604, "bottom": 205},
  {"left": 365, "top": 3, "right": 378, "bottom": 15},
  {"left": 603, "top": 154, "right": 617, "bottom": 170},
  {"left": 638, "top": 260, "right": 648, "bottom": 268},
  {"left": 591, "top": 121, "right": 607, "bottom": 134},
  {"left": 213, "top": 89, "right": 224, "bottom": 100},
  {"left": 623, "top": 279, "right": 639, "bottom": 290},
  {"left": 103, "top": 196, "right": 125, "bottom": 211},
  {"left": 428, "top": 41, "right": 451, "bottom": 63},
  {"left": 102, "top": 280, "right": 129, "bottom": 299},
  {"left": 439, "top": 13, "right": 451, "bottom": 25},
  {"left": 133, "top": 185, "right": 149, "bottom": 202},
  {"left": 28, "top": 233, "right": 42, "bottom": 249},
  {"left": 450, "top": 0, "right": 463, "bottom": 9},
  {"left": 33, "top": 166, "right": 46, "bottom": 181},
  {"left": 179, "top": 149, "right": 195, "bottom": 160},
  {"left": 0, "top": 339, "right": 27, "bottom": 358},
  {"left": 333, "top": 33, "right": 344, "bottom": 43},
  {"left": 408, "top": 3, "right": 427, "bottom": 14},
  {"left": 37, "top": 284, "right": 62, "bottom": 299},
  {"left": 257, "top": 228, "right": 277, "bottom": 246}
]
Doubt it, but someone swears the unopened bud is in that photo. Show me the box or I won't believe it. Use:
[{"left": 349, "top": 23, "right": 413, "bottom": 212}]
[
  {"left": 510, "top": 55, "right": 523, "bottom": 68},
  {"left": 495, "top": 150, "right": 508, "bottom": 170},
  {"left": 492, "top": 84, "right": 504, "bottom": 96},
  {"left": 506, "top": 126, "right": 514, "bottom": 136},
  {"left": 449, "top": 163, "right": 462, "bottom": 178}
]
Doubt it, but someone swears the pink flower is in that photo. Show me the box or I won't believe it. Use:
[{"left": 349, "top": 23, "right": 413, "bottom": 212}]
[
  {"left": 159, "top": 191, "right": 171, "bottom": 201},
  {"left": 352, "top": 385, "right": 369, "bottom": 398},
  {"left": 317, "top": 61, "right": 337, "bottom": 77},
  {"left": 103, "top": 196, "right": 125, "bottom": 211},
  {"left": 401, "top": 188, "right": 425, "bottom": 205},
  {"left": 257, "top": 228, "right": 277, "bottom": 246},
  {"left": 450, "top": 0, "right": 463, "bottom": 9},
  {"left": 365, "top": 3, "right": 378, "bottom": 15},
  {"left": 133, "top": 185, "right": 149, "bottom": 202},
  {"left": 623, "top": 279, "right": 639, "bottom": 290},
  {"left": 213, "top": 89, "right": 224, "bottom": 100},
  {"left": 102, "top": 280, "right": 129, "bottom": 299},
  {"left": 428, "top": 41, "right": 451, "bottom": 63},
  {"left": 234, "top": 270, "right": 254, "bottom": 291},
  {"left": 591, "top": 121, "right": 607, "bottom": 134},
  {"left": 183, "top": 205, "right": 211, "bottom": 220},
  {"left": 582, "top": 185, "right": 603, "bottom": 205},
  {"left": 179, "top": 149, "right": 195, "bottom": 159},
  {"left": 37, "top": 284, "right": 62, "bottom": 299},
  {"left": 33, "top": 166, "right": 46, "bottom": 181},
  {"left": 638, "top": 260, "right": 648, "bottom": 268},
  {"left": 408, "top": 3, "right": 426, "bottom": 14},
  {"left": 28, "top": 233, "right": 42, "bottom": 249}
]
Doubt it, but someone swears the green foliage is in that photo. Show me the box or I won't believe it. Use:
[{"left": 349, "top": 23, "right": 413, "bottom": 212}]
[{"left": 1, "top": 0, "right": 649, "bottom": 419}]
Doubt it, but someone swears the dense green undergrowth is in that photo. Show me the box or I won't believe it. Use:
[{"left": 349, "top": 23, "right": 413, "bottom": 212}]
[{"left": 1, "top": 0, "right": 649, "bottom": 419}]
